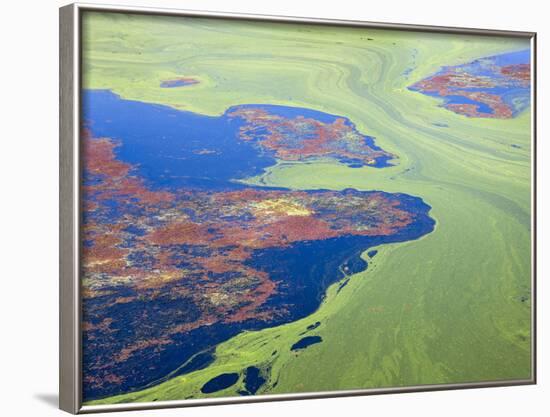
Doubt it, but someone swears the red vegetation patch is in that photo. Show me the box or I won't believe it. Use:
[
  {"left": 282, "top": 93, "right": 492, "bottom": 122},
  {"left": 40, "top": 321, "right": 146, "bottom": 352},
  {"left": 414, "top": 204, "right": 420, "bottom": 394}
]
[
  {"left": 501, "top": 64, "right": 530, "bottom": 82},
  {"left": 115, "top": 337, "right": 171, "bottom": 363},
  {"left": 81, "top": 129, "right": 422, "bottom": 393},
  {"left": 409, "top": 56, "right": 530, "bottom": 119},
  {"left": 228, "top": 108, "right": 393, "bottom": 166},
  {"left": 82, "top": 130, "right": 174, "bottom": 206},
  {"left": 261, "top": 215, "right": 339, "bottom": 244},
  {"left": 145, "top": 222, "right": 212, "bottom": 246}
]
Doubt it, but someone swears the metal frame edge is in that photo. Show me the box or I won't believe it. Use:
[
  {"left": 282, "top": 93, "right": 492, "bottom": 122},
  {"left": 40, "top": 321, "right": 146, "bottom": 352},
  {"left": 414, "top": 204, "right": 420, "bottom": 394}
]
[{"left": 60, "top": 3, "right": 81, "bottom": 415}]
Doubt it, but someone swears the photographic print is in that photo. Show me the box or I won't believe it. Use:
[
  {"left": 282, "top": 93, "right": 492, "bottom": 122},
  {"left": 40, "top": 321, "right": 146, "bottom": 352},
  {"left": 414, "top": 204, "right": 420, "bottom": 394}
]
[{"left": 72, "top": 8, "right": 534, "bottom": 409}]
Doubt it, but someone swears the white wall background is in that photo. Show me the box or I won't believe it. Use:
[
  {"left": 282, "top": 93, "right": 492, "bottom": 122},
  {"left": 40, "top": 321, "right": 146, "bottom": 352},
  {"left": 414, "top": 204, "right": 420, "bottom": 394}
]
[{"left": 1, "top": 0, "right": 546, "bottom": 415}]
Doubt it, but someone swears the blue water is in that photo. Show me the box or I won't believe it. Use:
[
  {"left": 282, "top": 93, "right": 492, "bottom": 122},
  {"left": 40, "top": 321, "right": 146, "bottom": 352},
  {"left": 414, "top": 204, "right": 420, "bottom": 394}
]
[
  {"left": 445, "top": 95, "right": 494, "bottom": 114},
  {"left": 160, "top": 79, "right": 197, "bottom": 88},
  {"left": 82, "top": 192, "right": 434, "bottom": 401},
  {"left": 83, "top": 192, "right": 434, "bottom": 400},
  {"left": 337, "top": 278, "right": 350, "bottom": 293},
  {"left": 291, "top": 336, "right": 323, "bottom": 351},
  {"left": 235, "top": 103, "right": 340, "bottom": 124},
  {"left": 485, "top": 49, "right": 530, "bottom": 67},
  {"left": 123, "top": 225, "right": 146, "bottom": 236},
  {"left": 83, "top": 90, "right": 392, "bottom": 190},
  {"left": 233, "top": 104, "right": 391, "bottom": 168},
  {"left": 409, "top": 49, "right": 531, "bottom": 117},
  {"left": 306, "top": 321, "right": 321, "bottom": 331},
  {"left": 242, "top": 366, "right": 267, "bottom": 395},
  {"left": 171, "top": 350, "right": 215, "bottom": 378},
  {"left": 247, "top": 192, "right": 435, "bottom": 330},
  {"left": 450, "top": 49, "right": 530, "bottom": 78},
  {"left": 421, "top": 90, "right": 494, "bottom": 115},
  {"left": 83, "top": 90, "right": 276, "bottom": 191},
  {"left": 81, "top": 91, "right": 435, "bottom": 401},
  {"left": 200, "top": 373, "right": 240, "bottom": 394}
]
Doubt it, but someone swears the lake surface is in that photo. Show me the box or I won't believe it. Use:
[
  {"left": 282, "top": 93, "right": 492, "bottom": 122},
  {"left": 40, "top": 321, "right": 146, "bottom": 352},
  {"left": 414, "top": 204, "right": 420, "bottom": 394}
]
[{"left": 81, "top": 90, "right": 434, "bottom": 400}]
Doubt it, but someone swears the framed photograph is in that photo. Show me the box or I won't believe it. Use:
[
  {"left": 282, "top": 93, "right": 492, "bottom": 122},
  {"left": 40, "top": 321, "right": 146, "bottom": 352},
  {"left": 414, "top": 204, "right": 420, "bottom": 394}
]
[{"left": 59, "top": 3, "right": 536, "bottom": 414}]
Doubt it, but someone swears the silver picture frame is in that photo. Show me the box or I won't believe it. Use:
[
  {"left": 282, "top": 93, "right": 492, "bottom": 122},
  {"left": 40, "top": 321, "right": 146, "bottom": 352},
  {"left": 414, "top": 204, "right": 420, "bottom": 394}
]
[{"left": 60, "top": 2, "right": 537, "bottom": 414}]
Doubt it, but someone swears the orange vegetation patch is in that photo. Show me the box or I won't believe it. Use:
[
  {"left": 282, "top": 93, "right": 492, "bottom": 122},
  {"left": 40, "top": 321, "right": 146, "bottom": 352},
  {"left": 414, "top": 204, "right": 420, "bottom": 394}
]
[
  {"left": 82, "top": 130, "right": 174, "bottom": 206},
  {"left": 145, "top": 222, "right": 212, "bottom": 246},
  {"left": 501, "top": 63, "right": 530, "bottom": 82},
  {"left": 115, "top": 337, "right": 172, "bottom": 363}
]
